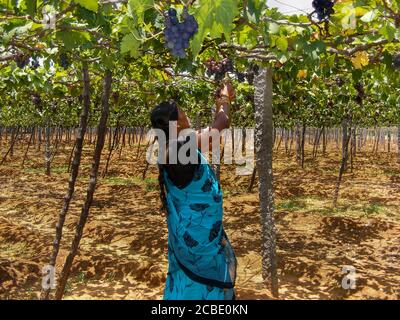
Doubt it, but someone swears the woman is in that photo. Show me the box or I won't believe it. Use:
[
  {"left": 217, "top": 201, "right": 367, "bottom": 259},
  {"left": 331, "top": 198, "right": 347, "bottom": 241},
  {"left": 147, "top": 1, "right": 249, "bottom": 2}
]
[{"left": 150, "top": 83, "right": 237, "bottom": 300}]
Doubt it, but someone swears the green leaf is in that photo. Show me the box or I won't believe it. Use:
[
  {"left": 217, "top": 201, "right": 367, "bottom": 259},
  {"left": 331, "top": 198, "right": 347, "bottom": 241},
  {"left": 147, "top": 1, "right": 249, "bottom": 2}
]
[
  {"left": 379, "top": 24, "right": 396, "bottom": 42},
  {"left": 24, "top": 0, "right": 37, "bottom": 16},
  {"left": 75, "top": 0, "right": 98, "bottom": 13},
  {"left": 276, "top": 36, "right": 288, "bottom": 52},
  {"left": 121, "top": 33, "right": 140, "bottom": 58},
  {"left": 236, "top": 25, "right": 257, "bottom": 47},
  {"left": 3, "top": 22, "right": 33, "bottom": 43},
  {"left": 268, "top": 22, "right": 280, "bottom": 34},
  {"left": 129, "top": 0, "right": 154, "bottom": 24},
  {"left": 191, "top": 0, "right": 239, "bottom": 57},
  {"left": 56, "top": 31, "right": 91, "bottom": 50},
  {"left": 246, "top": 0, "right": 266, "bottom": 23},
  {"left": 360, "top": 10, "right": 377, "bottom": 23}
]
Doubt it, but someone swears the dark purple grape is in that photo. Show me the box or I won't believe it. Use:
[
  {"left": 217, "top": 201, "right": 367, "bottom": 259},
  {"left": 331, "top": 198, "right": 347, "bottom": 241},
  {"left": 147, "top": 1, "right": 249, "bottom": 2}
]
[
  {"left": 31, "top": 57, "right": 40, "bottom": 70},
  {"left": 60, "top": 53, "right": 69, "bottom": 70},
  {"left": 168, "top": 8, "right": 177, "bottom": 17},
  {"left": 246, "top": 72, "right": 255, "bottom": 85},
  {"left": 164, "top": 7, "right": 198, "bottom": 58},
  {"left": 335, "top": 77, "right": 344, "bottom": 87},
  {"left": 393, "top": 53, "right": 400, "bottom": 70},
  {"left": 312, "top": 0, "right": 335, "bottom": 21},
  {"left": 170, "top": 16, "right": 179, "bottom": 25},
  {"left": 15, "top": 54, "right": 30, "bottom": 69},
  {"left": 204, "top": 57, "right": 235, "bottom": 82},
  {"left": 33, "top": 93, "right": 42, "bottom": 106}
]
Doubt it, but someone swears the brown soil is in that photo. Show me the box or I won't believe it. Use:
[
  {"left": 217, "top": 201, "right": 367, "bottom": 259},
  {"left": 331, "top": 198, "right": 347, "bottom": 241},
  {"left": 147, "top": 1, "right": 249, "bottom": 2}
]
[{"left": 0, "top": 139, "right": 399, "bottom": 300}]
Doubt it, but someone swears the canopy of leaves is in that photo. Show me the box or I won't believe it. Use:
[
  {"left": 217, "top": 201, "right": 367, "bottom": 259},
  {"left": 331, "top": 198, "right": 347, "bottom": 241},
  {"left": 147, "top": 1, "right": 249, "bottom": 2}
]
[{"left": 0, "top": 0, "right": 399, "bottom": 128}]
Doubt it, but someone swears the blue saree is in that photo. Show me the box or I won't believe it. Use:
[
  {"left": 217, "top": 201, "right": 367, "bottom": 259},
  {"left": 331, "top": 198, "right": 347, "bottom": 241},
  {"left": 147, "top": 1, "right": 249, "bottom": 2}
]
[{"left": 163, "top": 150, "right": 237, "bottom": 300}]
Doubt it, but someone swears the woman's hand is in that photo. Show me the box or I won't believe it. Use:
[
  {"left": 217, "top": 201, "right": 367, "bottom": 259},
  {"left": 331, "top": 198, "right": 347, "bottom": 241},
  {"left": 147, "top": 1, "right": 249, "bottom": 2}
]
[
  {"left": 220, "top": 82, "right": 236, "bottom": 102},
  {"left": 215, "top": 82, "right": 235, "bottom": 112}
]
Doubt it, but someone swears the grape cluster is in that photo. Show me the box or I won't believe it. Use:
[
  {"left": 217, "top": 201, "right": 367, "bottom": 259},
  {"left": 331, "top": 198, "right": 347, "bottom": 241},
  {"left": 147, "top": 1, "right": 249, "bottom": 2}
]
[
  {"left": 60, "top": 53, "right": 70, "bottom": 70},
  {"left": 30, "top": 57, "right": 40, "bottom": 70},
  {"left": 235, "top": 71, "right": 246, "bottom": 83},
  {"left": 15, "top": 54, "right": 30, "bottom": 69},
  {"left": 112, "top": 92, "right": 120, "bottom": 104},
  {"left": 312, "top": 0, "right": 335, "bottom": 21},
  {"left": 354, "top": 82, "right": 365, "bottom": 105},
  {"left": 164, "top": 8, "right": 198, "bottom": 59},
  {"left": 240, "top": 64, "right": 260, "bottom": 85},
  {"left": 32, "top": 93, "right": 42, "bottom": 107},
  {"left": 205, "top": 58, "right": 260, "bottom": 84},
  {"left": 335, "top": 77, "right": 344, "bottom": 87},
  {"left": 235, "top": 65, "right": 260, "bottom": 84},
  {"left": 204, "top": 58, "right": 234, "bottom": 81},
  {"left": 393, "top": 53, "right": 400, "bottom": 70}
]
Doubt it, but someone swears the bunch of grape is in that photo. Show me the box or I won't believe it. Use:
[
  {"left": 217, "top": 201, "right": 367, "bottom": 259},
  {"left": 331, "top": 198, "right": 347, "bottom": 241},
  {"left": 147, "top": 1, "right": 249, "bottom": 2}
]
[
  {"left": 15, "top": 54, "right": 30, "bottom": 69},
  {"left": 60, "top": 53, "right": 70, "bottom": 70},
  {"left": 335, "top": 77, "right": 344, "bottom": 87},
  {"left": 393, "top": 53, "right": 400, "bottom": 70},
  {"left": 354, "top": 82, "right": 365, "bottom": 105},
  {"left": 30, "top": 57, "right": 40, "bottom": 70},
  {"left": 164, "top": 8, "right": 198, "bottom": 58},
  {"left": 112, "top": 92, "right": 120, "bottom": 104},
  {"left": 312, "top": 0, "right": 335, "bottom": 21},
  {"left": 32, "top": 93, "right": 42, "bottom": 107},
  {"left": 204, "top": 58, "right": 234, "bottom": 81},
  {"left": 235, "top": 71, "right": 246, "bottom": 83},
  {"left": 241, "top": 64, "right": 260, "bottom": 85}
]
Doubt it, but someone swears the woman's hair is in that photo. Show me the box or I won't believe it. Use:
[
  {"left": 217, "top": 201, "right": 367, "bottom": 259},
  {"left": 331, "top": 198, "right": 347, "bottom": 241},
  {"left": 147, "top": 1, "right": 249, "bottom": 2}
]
[
  {"left": 150, "top": 101, "right": 179, "bottom": 213},
  {"left": 150, "top": 100, "right": 179, "bottom": 140}
]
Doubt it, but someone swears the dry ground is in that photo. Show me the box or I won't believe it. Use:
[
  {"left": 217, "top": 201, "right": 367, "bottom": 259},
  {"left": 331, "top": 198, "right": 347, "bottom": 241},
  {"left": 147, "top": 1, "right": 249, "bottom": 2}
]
[{"left": 0, "top": 137, "right": 399, "bottom": 300}]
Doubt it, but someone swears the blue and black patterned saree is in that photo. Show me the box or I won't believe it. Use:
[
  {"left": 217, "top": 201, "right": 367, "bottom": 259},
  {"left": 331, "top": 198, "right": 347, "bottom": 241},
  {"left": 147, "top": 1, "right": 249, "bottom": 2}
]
[{"left": 163, "top": 150, "right": 237, "bottom": 300}]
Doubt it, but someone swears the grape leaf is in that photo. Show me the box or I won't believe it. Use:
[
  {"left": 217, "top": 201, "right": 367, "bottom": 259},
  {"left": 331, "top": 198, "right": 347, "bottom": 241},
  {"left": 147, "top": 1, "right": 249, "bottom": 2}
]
[
  {"left": 74, "top": 0, "right": 98, "bottom": 13},
  {"left": 360, "top": 10, "right": 377, "bottom": 23},
  {"left": 191, "top": 0, "right": 239, "bottom": 57},
  {"left": 23, "top": 0, "right": 37, "bottom": 16},
  {"left": 56, "top": 31, "right": 91, "bottom": 50},
  {"left": 129, "top": 0, "right": 154, "bottom": 24},
  {"left": 351, "top": 51, "right": 369, "bottom": 70},
  {"left": 276, "top": 36, "right": 288, "bottom": 52},
  {"left": 246, "top": 0, "right": 266, "bottom": 23},
  {"left": 121, "top": 33, "right": 140, "bottom": 58}
]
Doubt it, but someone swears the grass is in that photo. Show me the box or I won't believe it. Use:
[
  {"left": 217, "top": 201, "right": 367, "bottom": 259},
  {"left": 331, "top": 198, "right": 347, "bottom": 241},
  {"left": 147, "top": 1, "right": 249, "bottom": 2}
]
[
  {"left": 102, "top": 175, "right": 158, "bottom": 192},
  {"left": 76, "top": 272, "right": 87, "bottom": 284},
  {"left": 362, "top": 203, "right": 383, "bottom": 215},
  {"left": 65, "top": 280, "right": 73, "bottom": 295},
  {"left": 0, "top": 242, "right": 33, "bottom": 259},
  {"left": 144, "top": 177, "right": 158, "bottom": 192},
  {"left": 103, "top": 176, "right": 137, "bottom": 186},
  {"left": 23, "top": 166, "right": 68, "bottom": 174},
  {"left": 276, "top": 198, "right": 308, "bottom": 211},
  {"left": 106, "top": 272, "right": 116, "bottom": 283},
  {"left": 275, "top": 196, "right": 397, "bottom": 220},
  {"left": 25, "top": 287, "right": 37, "bottom": 300}
]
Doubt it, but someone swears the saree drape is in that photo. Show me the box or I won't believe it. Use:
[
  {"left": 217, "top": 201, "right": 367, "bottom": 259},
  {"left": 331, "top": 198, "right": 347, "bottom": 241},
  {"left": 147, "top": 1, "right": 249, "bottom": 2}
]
[{"left": 163, "top": 150, "right": 237, "bottom": 300}]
